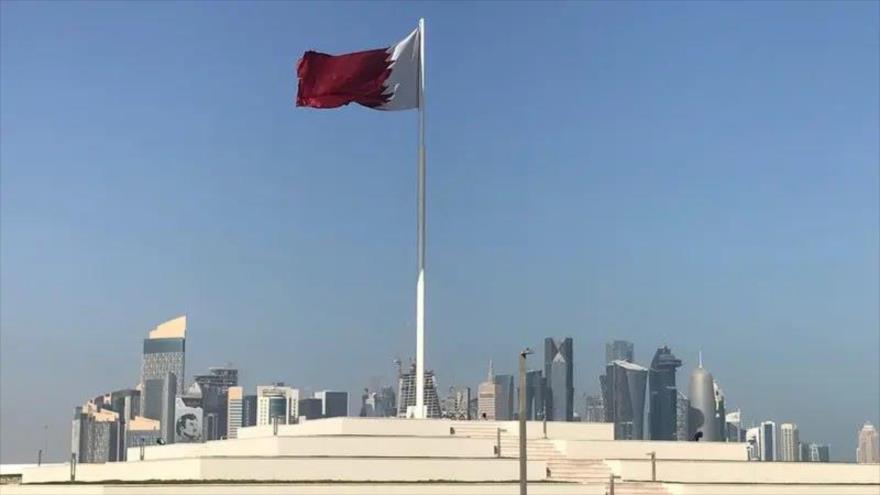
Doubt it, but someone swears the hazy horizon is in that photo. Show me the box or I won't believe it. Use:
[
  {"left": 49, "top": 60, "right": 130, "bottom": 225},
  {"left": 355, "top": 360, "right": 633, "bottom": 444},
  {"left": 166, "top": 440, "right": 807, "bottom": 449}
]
[{"left": 1, "top": 1, "right": 878, "bottom": 463}]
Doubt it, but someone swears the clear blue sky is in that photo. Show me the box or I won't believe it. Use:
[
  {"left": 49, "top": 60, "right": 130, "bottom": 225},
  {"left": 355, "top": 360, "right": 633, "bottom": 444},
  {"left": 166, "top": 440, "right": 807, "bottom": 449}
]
[{"left": 1, "top": 1, "right": 877, "bottom": 462}]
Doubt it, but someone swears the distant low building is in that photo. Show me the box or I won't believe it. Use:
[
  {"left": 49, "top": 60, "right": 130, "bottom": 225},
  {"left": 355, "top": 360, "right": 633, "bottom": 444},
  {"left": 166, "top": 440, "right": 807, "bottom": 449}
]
[
  {"left": 441, "top": 386, "right": 471, "bottom": 420},
  {"left": 298, "top": 398, "right": 323, "bottom": 420},
  {"left": 256, "top": 384, "right": 299, "bottom": 425},
  {"left": 315, "top": 391, "right": 348, "bottom": 418},
  {"left": 360, "top": 387, "right": 396, "bottom": 417},
  {"left": 584, "top": 394, "right": 605, "bottom": 423}
]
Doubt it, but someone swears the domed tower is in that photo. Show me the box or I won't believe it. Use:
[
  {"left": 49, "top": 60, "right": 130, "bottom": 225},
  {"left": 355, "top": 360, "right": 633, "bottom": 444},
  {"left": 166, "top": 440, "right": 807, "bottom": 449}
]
[{"left": 688, "top": 352, "right": 719, "bottom": 441}]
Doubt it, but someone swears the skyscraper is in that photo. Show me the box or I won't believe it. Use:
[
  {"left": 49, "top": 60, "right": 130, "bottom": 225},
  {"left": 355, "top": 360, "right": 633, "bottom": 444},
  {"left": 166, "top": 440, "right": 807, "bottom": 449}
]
[
  {"left": 494, "top": 374, "right": 514, "bottom": 420},
  {"left": 726, "top": 410, "right": 744, "bottom": 442},
  {"left": 676, "top": 392, "right": 690, "bottom": 441},
  {"left": 477, "top": 361, "right": 501, "bottom": 420},
  {"left": 360, "top": 387, "right": 397, "bottom": 417},
  {"left": 648, "top": 346, "right": 681, "bottom": 440},
  {"left": 746, "top": 427, "right": 760, "bottom": 460},
  {"left": 688, "top": 355, "right": 718, "bottom": 441},
  {"left": 808, "top": 443, "right": 830, "bottom": 462},
  {"left": 779, "top": 423, "right": 800, "bottom": 461},
  {"left": 857, "top": 422, "right": 879, "bottom": 464},
  {"left": 606, "top": 340, "right": 634, "bottom": 364},
  {"left": 396, "top": 363, "right": 441, "bottom": 418},
  {"left": 160, "top": 372, "right": 177, "bottom": 445},
  {"left": 226, "top": 386, "right": 243, "bottom": 439},
  {"left": 298, "top": 398, "right": 323, "bottom": 419},
  {"left": 713, "top": 380, "right": 726, "bottom": 441},
  {"left": 519, "top": 370, "right": 544, "bottom": 420},
  {"left": 71, "top": 403, "right": 123, "bottom": 463},
  {"left": 601, "top": 360, "right": 648, "bottom": 440},
  {"left": 316, "top": 391, "right": 348, "bottom": 418},
  {"left": 441, "top": 386, "right": 471, "bottom": 419},
  {"left": 759, "top": 421, "right": 777, "bottom": 461},
  {"left": 140, "top": 316, "right": 186, "bottom": 419},
  {"left": 544, "top": 337, "right": 573, "bottom": 421},
  {"left": 584, "top": 395, "right": 605, "bottom": 423},
  {"left": 256, "top": 384, "right": 299, "bottom": 425},
  {"left": 241, "top": 395, "right": 257, "bottom": 427}
]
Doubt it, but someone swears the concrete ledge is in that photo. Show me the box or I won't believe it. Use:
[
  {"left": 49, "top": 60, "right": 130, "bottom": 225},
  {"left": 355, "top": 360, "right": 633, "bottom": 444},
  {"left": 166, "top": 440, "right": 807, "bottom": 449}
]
[
  {"left": 237, "top": 417, "right": 614, "bottom": 441},
  {"left": 23, "top": 457, "right": 548, "bottom": 484},
  {"left": 127, "top": 435, "right": 497, "bottom": 461},
  {"left": 0, "top": 482, "right": 602, "bottom": 495},
  {"left": 555, "top": 439, "right": 748, "bottom": 461},
  {"left": 606, "top": 458, "right": 880, "bottom": 485}
]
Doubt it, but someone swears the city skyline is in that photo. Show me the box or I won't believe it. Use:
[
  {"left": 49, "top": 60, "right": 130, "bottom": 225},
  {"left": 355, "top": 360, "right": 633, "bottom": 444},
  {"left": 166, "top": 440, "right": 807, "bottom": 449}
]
[
  {"left": 1, "top": 1, "right": 878, "bottom": 464},
  {"left": 49, "top": 312, "right": 874, "bottom": 466}
]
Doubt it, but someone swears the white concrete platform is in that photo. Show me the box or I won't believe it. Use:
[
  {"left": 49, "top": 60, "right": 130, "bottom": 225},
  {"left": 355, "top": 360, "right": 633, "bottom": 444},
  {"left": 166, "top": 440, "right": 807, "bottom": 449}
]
[{"left": 14, "top": 417, "right": 880, "bottom": 495}]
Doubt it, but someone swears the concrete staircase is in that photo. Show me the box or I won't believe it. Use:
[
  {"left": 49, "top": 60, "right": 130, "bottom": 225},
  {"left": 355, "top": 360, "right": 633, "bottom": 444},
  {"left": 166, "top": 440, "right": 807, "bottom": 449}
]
[{"left": 451, "top": 425, "right": 669, "bottom": 495}]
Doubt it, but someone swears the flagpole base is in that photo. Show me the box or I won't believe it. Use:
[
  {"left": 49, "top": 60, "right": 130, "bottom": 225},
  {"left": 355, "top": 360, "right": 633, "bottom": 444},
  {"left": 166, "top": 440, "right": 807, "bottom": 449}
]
[{"left": 406, "top": 405, "right": 428, "bottom": 419}]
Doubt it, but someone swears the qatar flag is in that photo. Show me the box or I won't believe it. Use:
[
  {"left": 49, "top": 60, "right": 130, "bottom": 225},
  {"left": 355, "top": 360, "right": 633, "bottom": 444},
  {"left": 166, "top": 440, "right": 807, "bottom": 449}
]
[{"left": 296, "top": 28, "right": 420, "bottom": 111}]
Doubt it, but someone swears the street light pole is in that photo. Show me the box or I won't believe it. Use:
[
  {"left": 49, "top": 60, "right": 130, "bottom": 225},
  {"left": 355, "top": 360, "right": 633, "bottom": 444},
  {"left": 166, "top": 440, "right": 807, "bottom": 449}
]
[{"left": 519, "top": 347, "right": 533, "bottom": 495}]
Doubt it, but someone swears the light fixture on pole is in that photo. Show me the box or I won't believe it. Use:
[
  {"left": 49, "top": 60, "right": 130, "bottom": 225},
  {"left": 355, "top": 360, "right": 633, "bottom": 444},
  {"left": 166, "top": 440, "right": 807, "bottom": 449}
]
[{"left": 519, "top": 347, "right": 534, "bottom": 495}]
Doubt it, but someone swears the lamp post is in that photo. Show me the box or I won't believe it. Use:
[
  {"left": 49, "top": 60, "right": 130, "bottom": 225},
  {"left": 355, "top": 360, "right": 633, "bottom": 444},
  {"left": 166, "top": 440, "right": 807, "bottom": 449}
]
[
  {"left": 647, "top": 451, "right": 656, "bottom": 481},
  {"left": 519, "top": 347, "right": 533, "bottom": 495}
]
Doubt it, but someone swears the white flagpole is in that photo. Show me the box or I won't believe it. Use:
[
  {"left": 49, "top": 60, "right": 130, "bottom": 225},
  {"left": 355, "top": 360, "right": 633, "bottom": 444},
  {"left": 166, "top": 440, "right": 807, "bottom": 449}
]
[{"left": 415, "top": 17, "right": 427, "bottom": 419}]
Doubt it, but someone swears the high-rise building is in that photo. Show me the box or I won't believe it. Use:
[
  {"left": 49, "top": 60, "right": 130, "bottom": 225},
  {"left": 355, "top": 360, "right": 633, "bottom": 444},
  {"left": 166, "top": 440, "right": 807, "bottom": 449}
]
[
  {"left": 809, "top": 443, "right": 831, "bottom": 462},
  {"left": 648, "top": 346, "right": 681, "bottom": 440},
  {"left": 779, "top": 423, "right": 800, "bottom": 461},
  {"left": 108, "top": 389, "right": 140, "bottom": 422},
  {"left": 226, "top": 386, "right": 243, "bottom": 439},
  {"left": 396, "top": 362, "right": 441, "bottom": 418},
  {"left": 256, "top": 384, "right": 299, "bottom": 425},
  {"left": 494, "top": 374, "right": 514, "bottom": 420},
  {"left": 441, "top": 386, "right": 471, "bottom": 420},
  {"left": 477, "top": 361, "right": 501, "bottom": 420},
  {"left": 160, "top": 372, "right": 178, "bottom": 445},
  {"left": 519, "top": 370, "right": 545, "bottom": 420},
  {"left": 584, "top": 395, "right": 605, "bottom": 423},
  {"left": 298, "top": 398, "right": 323, "bottom": 419},
  {"left": 242, "top": 395, "right": 257, "bottom": 427},
  {"left": 193, "top": 367, "right": 238, "bottom": 391},
  {"left": 759, "top": 421, "right": 777, "bottom": 461},
  {"left": 601, "top": 360, "right": 648, "bottom": 440},
  {"left": 688, "top": 355, "right": 718, "bottom": 441},
  {"left": 316, "top": 390, "right": 348, "bottom": 418},
  {"left": 857, "top": 422, "right": 879, "bottom": 464},
  {"left": 606, "top": 340, "right": 634, "bottom": 364},
  {"left": 360, "top": 387, "right": 397, "bottom": 417},
  {"left": 746, "top": 427, "right": 760, "bottom": 460},
  {"left": 676, "top": 392, "right": 690, "bottom": 441},
  {"left": 544, "top": 337, "right": 573, "bottom": 421},
  {"left": 725, "top": 410, "right": 744, "bottom": 442},
  {"left": 140, "top": 316, "right": 187, "bottom": 419},
  {"left": 71, "top": 403, "right": 123, "bottom": 463},
  {"left": 713, "top": 380, "right": 726, "bottom": 441},
  {"left": 126, "top": 416, "right": 161, "bottom": 452}
]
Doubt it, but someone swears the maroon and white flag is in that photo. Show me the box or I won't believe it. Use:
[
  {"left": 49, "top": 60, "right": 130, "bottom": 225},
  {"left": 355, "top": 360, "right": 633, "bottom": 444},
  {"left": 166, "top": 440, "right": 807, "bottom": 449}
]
[{"left": 296, "top": 28, "right": 420, "bottom": 111}]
